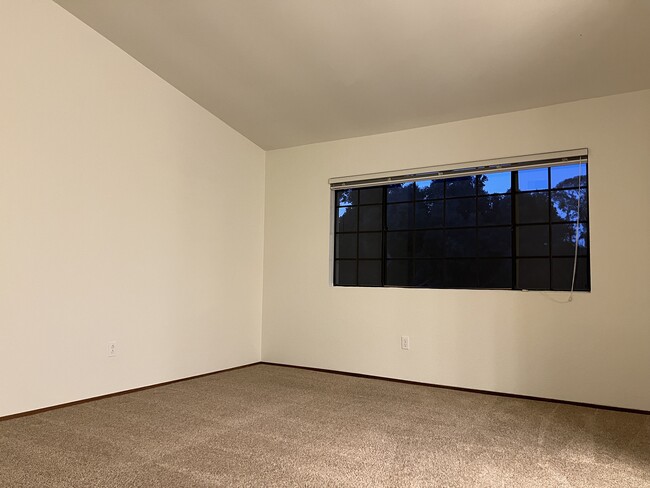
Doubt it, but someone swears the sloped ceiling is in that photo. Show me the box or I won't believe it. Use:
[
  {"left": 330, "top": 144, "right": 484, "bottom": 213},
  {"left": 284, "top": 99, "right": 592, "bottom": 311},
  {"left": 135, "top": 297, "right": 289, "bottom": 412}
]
[{"left": 53, "top": 0, "right": 650, "bottom": 150}]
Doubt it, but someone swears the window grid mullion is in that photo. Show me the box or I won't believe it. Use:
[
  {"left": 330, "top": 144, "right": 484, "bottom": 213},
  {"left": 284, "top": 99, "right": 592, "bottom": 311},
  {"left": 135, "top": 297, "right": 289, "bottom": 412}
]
[{"left": 511, "top": 171, "right": 518, "bottom": 289}]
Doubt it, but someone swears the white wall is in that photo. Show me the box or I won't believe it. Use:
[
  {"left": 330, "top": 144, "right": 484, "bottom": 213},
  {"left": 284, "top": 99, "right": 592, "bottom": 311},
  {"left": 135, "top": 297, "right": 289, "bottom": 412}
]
[
  {"left": 263, "top": 89, "right": 650, "bottom": 411},
  {"left": 0, "top": 0, "right": 265, "bottom": 417}
]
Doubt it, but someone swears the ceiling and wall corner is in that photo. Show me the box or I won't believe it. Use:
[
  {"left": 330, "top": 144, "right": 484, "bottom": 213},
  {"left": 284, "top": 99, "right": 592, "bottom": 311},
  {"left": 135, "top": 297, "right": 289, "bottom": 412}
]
[{"left": 52, "top": 0, "right": 650, "bottom": 150}]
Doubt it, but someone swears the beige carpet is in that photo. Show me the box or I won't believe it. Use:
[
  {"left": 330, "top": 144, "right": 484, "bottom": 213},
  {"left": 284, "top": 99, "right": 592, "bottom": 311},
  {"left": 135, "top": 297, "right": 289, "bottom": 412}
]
[{"left": 1, "top": 364, "right": 648, "bottom": 487}]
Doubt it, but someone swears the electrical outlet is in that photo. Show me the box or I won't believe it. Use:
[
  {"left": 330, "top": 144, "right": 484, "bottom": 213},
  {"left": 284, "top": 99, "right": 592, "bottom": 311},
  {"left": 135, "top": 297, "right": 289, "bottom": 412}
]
[
  {"left": 401, "top": 335, "right": 410, "bottom": 350},
  {"left": 108, "top": 341, "right": 117, "bottom": 357}
]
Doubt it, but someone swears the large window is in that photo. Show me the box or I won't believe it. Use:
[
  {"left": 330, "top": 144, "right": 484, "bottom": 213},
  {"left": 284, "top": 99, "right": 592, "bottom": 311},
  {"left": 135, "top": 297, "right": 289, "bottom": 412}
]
[{"left": 333, "top": 161, "right": 590, "bottom": 291}]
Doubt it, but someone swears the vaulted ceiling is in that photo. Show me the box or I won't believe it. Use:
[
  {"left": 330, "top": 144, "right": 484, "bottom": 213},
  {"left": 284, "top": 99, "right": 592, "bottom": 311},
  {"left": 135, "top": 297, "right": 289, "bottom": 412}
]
[{"left": 53, "top": 0, "right": 650, "bottom": 150}]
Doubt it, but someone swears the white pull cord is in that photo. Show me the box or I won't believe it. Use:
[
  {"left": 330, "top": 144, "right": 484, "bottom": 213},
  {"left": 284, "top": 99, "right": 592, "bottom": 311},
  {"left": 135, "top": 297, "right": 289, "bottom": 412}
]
[{"left": 568, "top": 162, "right": 583, "bottom": 302}]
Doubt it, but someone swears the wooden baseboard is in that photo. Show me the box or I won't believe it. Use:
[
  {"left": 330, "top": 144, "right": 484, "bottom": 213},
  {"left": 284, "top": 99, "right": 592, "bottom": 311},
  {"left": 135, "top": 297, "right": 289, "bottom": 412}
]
[
  {"left": 4, "top": 360, "right": 647, "bottom": 420},
  {"left": 0, "top": 361, "right": 261, "bottom": 421},
  {"left": 260, "top": 361, "right": 650, "bottom": 416}
]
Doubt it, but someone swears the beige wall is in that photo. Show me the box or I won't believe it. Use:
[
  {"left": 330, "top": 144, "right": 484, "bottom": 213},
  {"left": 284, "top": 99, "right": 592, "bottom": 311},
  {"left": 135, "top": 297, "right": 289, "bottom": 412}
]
[
  {"left": 2, "top": 1, "right": 648, "bottom": 417},
  {"left": 0, "top": 1, "right": 265, "bottom": 417},
  {"left": 263, "top": 89, "right": 650, "bottom": 411}
]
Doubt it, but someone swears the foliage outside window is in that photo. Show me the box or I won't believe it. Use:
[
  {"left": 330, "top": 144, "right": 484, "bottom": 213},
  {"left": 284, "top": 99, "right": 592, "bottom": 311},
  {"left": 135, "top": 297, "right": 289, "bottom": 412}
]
[{"left": 333, "top": 163, "right": 590, "bottom": 291}]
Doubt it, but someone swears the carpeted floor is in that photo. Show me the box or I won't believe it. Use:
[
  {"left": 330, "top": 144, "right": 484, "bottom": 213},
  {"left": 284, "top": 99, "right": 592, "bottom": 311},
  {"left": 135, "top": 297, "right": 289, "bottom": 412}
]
[{"left": 1, "top": 364, "right": 648, "bottom": 487}]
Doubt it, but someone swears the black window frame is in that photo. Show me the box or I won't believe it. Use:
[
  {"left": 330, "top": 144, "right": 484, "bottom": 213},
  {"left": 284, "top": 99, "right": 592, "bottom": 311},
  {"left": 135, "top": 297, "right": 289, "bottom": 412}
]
[{"left": 333, "top": 161, "right": 590, "bottom": 291}]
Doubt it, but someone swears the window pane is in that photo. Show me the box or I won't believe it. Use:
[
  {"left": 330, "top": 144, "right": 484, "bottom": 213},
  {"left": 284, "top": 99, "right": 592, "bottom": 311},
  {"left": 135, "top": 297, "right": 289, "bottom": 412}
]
[
  {"left": 334, "top": 164, "right": 588, "bottom": 292},
  {"left": 551, "top": 164, "right": 587, "bottom": 189},
  {"left": 517, "top": 258, "right": 550, "bottom": 290},
  {"left": 413, "top": 230, "right": 444, "bottom": 258},
  {"left": 335, "top": 234, "right": 357, "bottom": 259},
  {"left": 386, "top": 259, "right": 410, "bottom": 286},
  {"left": 477, "top": 195, "right": 511, "bottom": 226},
  {"left": 387, "top": 203, "right": 412, "bottom": 230},
  {"left": 336, "top": 207, "right": 357, "bottom": 232},
  {"left": 478, "top": 259, "right": 512, "bottom": 288},
  {"left": 445, "top": 259, "right": 478, "bottom": 288},
  {"left": 478, "top": 172, "right": 511, "bottom": 195},
  {"left": 446, "top": 176, "right": 476, "bottom": 197},
  {"left": 517, "top": 168, "right": 548, "bottom": 191},
  {"left": 359, "top": 205, "right": 383, "bottom": 231},
  {"left": 415, "top": 201, "right": 444, "bottom": 228},
  {"left": 415, "top": 180, "right": 444, "bottom": 200},
  {"left": 387, "top": 182, "right": 414, "bottom": 203},
  {"left": 551, "top": 257, "right": 590, "bottom": 291},
  {"left": 516, "top": 192, "right": 549, "bottom": 224},
  {"left": 445, "top": 198, "right": 476, "bottom": 227},
  {"left": 551, "top": 224, "right": 588, "bottom": 256},
  {"left": 517, "top": 225, "right": 549, "bottom": 257},
  {"left": 359, "top": 187, "right": 383, "bottom": 205},
  {"left": 445, "top": 229, "right": 476, "bottom": 257},
  {"left": 335, "top": 260, "right": 357, "bottom": 285},
  {"left": 412, "top": 260, "right": 444, "bottom": 287},
  {"left": 336, "top": 189, "right": 357, "bottom": 207},
  {"left": 551, "top": 189, "right": 588, "bottom": 222},
  {"left": 386, "top": 231, "right": 410, "bottom": 258},
  {"left": 478, "top": 227, "right": 512, "bottom": 257},
  {"left": 358, "top": 260, "right": 382, "bottom": 286},
  {"left": 359, "top": 232, "right": 383, "bottom": 259}
]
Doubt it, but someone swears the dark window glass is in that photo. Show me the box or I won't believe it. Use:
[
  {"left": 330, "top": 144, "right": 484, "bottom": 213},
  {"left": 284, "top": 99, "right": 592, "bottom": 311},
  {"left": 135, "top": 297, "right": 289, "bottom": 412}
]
[
  {"left": 517, "top": 258, "right": 550, "bottom": 290},
  {"left": 446, "top": 176, "right": 476, "bottom": 197},
  {"left": 551, "top": 224, "right": 588, "bottom": 256},
  {"left": 387, "top": 203, "right": 412, "bottom": 230},
  {"left": 416, "top": 180, "right": 444, "bottom": 200},
  {"left": 358, "top": 260, "right": 382, "bottom": 286},
  {"left": 359, "top": 232, "right": 383, "bottom": 259},
  {"left": 335, "top": 234, "right": 357, "bottom": 259},
  {"left": 551, "top": 257, "right": 590, "bottom": 291},
  {"left": 333, "top": 162, "right": 589, "bottom": 291},
  {"left": 445, "top": 229, "right": 476, "bottom": 257},
  {"left": 551, "top": 189, "right": 588, "bottom": 222},
  {"left": 336, "top": 207, "right": 358, "bottom": 232},
  {"left": 413, "top": 230, "right": 444, "bottom": 258},
  {"left": 478, "top": 195, "right": 511, "bottom": 226},
  {"left": 359, "top": 187, "right": 383, "bottom": 205},
  {"left": 387, "top": 183, "right": 414, "bottom": 203},
  {"left": 478, "top": 259, "right": 512, "bottom": 288},
  {"left": 386, "top": 231, "right": 410, "bottom": 258},
  {"left": 517, "top": 225, "right": 549, "bottom": 257},
  {"left": 359, "top": 205, "right": 383, "bottom": 231},
  {"left": 516, "top": 192, "right": 549, "bottom": 224},
  {"left": 335, "top": 260, "right": 357, "bottom": 285},
  {"left": 445, "top": 198, "right": 476, "bottom": 227},
  {"left": 518, "top": 168, "right": 548, "bottom": 191},
  {"left": 478, "top": 227, "right": 512, "bottom": 257},
  {"left": 445, "top": 259, "right": 477, "bottom": 288},
  {"left": 386, "top": 259, "right": 410, "bottom": 286},
  {"left": 412, "top": 260, "right": 444, "bottom": 287},
  {"left": 415, "top": 201, "right": 444, "bottom": 228}
]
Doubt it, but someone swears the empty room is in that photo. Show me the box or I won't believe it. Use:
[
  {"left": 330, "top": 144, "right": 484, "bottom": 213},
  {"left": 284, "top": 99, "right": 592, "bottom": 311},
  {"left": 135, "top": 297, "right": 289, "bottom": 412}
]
[{"left": 1, "top": 0, "right": 649, "bottom": 486}]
